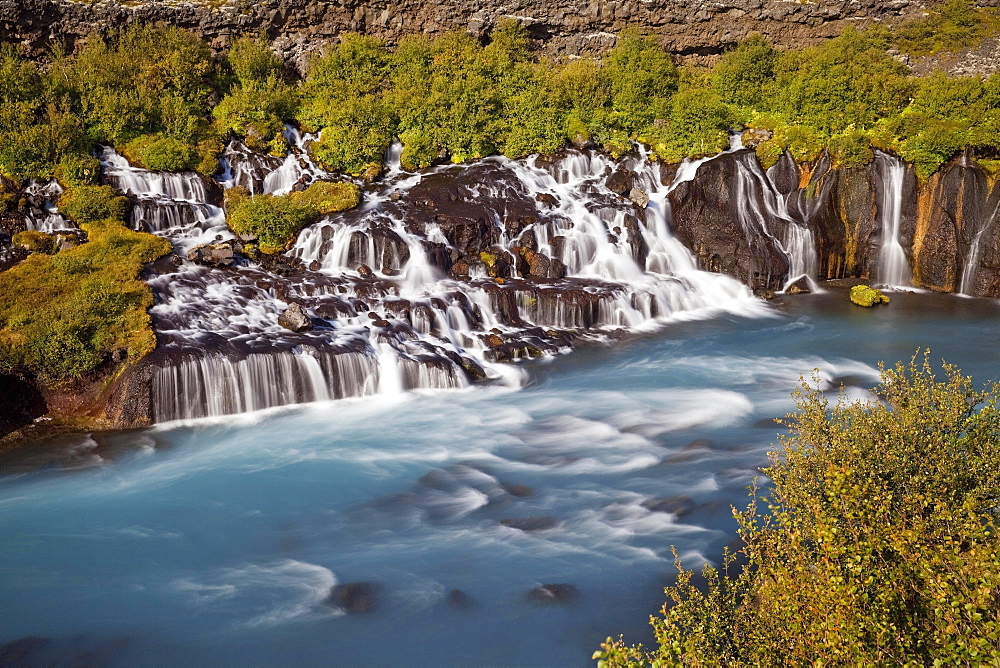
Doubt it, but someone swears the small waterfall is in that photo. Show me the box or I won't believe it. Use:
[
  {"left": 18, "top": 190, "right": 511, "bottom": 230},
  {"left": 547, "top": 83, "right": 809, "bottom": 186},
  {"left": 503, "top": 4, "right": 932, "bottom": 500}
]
[
  {"left": 875, "top": 152, "right": 912, "bottom": 288},
  {"left": 100, "top": 147, "right": 210, "bottom": 203},
  {"left": 959, "top": 201, "right": 1000, "bottom": 296},
  {"left": 151, "top": 350, "right": 379, "bottom": 422},
  {"left": 730, "top": 151, "right": 819, "bottom": 291},
  {"left": 23, "top": 180, "right": 73, "bottom": 232}
]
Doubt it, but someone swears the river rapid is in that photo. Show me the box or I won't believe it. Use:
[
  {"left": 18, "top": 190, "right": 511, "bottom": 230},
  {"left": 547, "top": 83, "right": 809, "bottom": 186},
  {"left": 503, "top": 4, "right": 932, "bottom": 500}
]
[{"left": 1, "top": 290, "right": 998, "bottom": 666}]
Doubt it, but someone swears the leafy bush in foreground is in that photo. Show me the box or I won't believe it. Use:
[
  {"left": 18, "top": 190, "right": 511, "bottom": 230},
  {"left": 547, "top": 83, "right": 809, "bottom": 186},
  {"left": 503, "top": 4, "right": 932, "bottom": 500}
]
[{"left": 595, "top": 354, "right": 1000, "bottom": 666}]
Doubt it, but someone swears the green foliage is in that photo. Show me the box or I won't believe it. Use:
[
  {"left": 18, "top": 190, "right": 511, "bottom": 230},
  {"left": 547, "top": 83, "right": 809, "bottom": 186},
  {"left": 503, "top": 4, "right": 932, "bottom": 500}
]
[
  {"left": 895, "top": 0, "right": 1000, "bottom": 56},
  {"left": 58, "top": 185, "right": 129, "bottom": 224},
  {"left": 124, "top": 135, "right": 198, "bottom": 172},
  {"left": 213, "top": 36, "right": 298, "bottom": 155},
  {"left": 850, "top": 284, "right": 890, "bottom": 306},
  {"left": 596, "top": 354, "right": 1000, "bottom": 666},
  {"left": 226, "top": 193, "right": 318, "bottom": 254},
  {"left": 649, "top": 87, "right": 734, "bottom": 162},
  {"left": 51, "top": 25, "right": 217, "bottom": 171},
  {"left": 713, "top": 35, "right": 778, "bottom": 109},
  {"left": 11, "top": 230, "right": 56, "bottom": 254},
  {"left": 288, "top": 180, "right": 361, "bottom": 215},
  {"left": 0, "top": 218, "right": 171, "bottom": 381},
  {"left": 54, "top": 154, "right": 100, "bottom": 187}
]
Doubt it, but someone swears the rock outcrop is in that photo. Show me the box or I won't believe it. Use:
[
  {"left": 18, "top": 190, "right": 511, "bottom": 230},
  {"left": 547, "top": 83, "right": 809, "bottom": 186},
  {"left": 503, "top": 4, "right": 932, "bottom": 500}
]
[{"left": 0, "top": 0, "right": 946, "bottom": 69}]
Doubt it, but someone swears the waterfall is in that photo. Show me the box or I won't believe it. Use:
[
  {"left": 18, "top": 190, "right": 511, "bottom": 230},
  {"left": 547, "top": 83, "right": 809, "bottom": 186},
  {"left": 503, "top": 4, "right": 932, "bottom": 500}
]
[
  {"left": 23, "top": 180, "right": 73, "bottom": 232},
  {"left": 959, "top": 201, "right": 1000, "bottom": 296},
  {"left": 875, "top": 152, "right": 912, "bottom": 288},
  {"left": 103, "top": 137, "right": 770, "bottom": 423},
  {"left": 151, "top": 350, "right": 378, "bottom": 422},
  {"left": 730, "top": 151, "right": 819, "bottom": 291}
]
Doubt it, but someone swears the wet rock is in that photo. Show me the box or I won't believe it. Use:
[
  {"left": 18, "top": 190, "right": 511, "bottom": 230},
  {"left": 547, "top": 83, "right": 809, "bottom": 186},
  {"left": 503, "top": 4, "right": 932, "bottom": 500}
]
[
  {"left": 499, "top": 516, "right": 558, "bottom": 532},
  {"left": 186, "top": 240, "right": 238, "bottom": 268},
  {"left": 526, "top": 583, "right": 579, "bottom": 605},
  {"left": 606, "top": 166, "right": 635, "bottom": 195},
  {"left": 641, "top": 495, "right": 696, "bottom": 518},
  {"left": 535, "top": 192, "right": 558, "bottom": 208},
  {"left": 326, "top": 581, "right": 379, "bottom": 614},
  {"left": 357, "top": 264, "right": 374, "bottom": 278},
  {"left": 670, "top": 151, "right": 790, "bottom": 293},
  {"left": 482, "top": 333, "right": 505, "bottom": 348},
  {"left": 278, "top": 302, "right": 311, "bottom": 332},
  {"left": 784, "top": 276, "right": 812, "bottom": 294}
]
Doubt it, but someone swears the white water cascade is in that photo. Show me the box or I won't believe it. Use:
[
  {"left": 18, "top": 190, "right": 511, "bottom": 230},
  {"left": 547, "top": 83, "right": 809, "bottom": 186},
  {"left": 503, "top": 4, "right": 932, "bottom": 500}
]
[
  {"left": 874, "top": 151, "right": 912, "bottom": 288},
  {"left": 102, "top": 137, "right": 771, "bottom": 422},
  {"left": 959, "top": 201, "right": 999, "bottom": 296}
]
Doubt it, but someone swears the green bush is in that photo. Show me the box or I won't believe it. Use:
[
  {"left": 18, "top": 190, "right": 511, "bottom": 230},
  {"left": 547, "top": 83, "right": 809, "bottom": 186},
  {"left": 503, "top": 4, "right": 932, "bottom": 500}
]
[
  {"left": 595, "top": 354, "right": 1000, "bottom": 666},
  {"left": 58, "top": 185, "right": 130, "bottom": 224},
  {"left": 0, "top": 218, "right": 171, "bottom": 381},
  {"left": 125, "top": 135, "right": 198, "bottom": 172},
  {"left": 11, "top": 230, "right": 56, "bottom": 254},
  {"left": 54, "top": 153, "right": 100, "bottom": 187}
]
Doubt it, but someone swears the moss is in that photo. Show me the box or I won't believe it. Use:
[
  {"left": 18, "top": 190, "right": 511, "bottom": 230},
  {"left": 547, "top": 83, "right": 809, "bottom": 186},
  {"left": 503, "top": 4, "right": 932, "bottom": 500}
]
[
  {"left": 850, "top": 284, "right": 890, "bottom": 307},
  {"left": 58, "top": 185, "right": 130, "bottom": 224},
  {"left": 479, "top": 251, "right": 498, "bottom": 268},
  {"left": 124, "top": 135, "right": 198, "bottom": 172},
  {"left": 226, "top": 193, "right": 317, "bottom": 254},
  {"left": 11, "top": 230, "right": 56, "bottom": 254},
  {"left": 0, "top": 218, "right": 171, "bottom": 382},
  {"left": 288, "top": 181, "right": 361, "bottom": 215}
]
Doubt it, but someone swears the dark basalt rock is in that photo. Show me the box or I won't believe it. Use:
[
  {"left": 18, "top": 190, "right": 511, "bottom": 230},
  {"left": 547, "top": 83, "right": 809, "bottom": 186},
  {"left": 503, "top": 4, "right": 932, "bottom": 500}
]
[
  {"left": 606, "top": 166, "right": 636, "bottom": 195},
  {"left": 784, "top": 275, "right": 812, "bottom": 294},
  {"left": 0, "top": 374, "right": 47, "bottom": 439},
  {"left": 502, "top": 484, "right": 533, "bottom": 497},
  {"left": 326, "top": 581, "right": 379, "bottom": 614},
  {"left": 669, "top": 150, "right": 790, "bottom": 293},
  {"left": 526, "top": 583, "right": 579, "bottom": 605}
]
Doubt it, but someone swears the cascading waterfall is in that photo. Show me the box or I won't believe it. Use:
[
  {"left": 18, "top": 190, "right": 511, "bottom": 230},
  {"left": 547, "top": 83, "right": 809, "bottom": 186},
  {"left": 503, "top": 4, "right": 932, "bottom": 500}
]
[
  {"left": 730, "top": 151, "right": 819, "bottom": 291},
  {"left": 104, "top": 134, "right": 773, "bottom": 422},
  {"left": 875, "top": 151, "right": 912, "bottom": 288}
]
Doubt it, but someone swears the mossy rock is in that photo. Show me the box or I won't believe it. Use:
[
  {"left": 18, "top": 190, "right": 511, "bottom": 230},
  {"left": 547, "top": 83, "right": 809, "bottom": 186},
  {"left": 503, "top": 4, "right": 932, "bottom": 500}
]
[{"left": 850, "top": 284, "right": 890, "bottom": 307}]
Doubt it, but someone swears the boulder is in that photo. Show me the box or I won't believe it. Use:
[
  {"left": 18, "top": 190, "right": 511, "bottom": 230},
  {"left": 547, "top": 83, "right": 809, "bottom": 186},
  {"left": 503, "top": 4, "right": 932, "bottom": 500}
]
[
  {"left": 641, "top": 495, "right": 695, "bottom": 518},
  {"left": 629, "top": 188, "right": 650, "bottom": 208},
  {"left": 278, "top": 302, "right": 311, "bottom": 331},
  {"left": 784, "top": 276, "right": 812, "bottom": 294},
  {"left": 186, "top": 240, "right": 238, "bottom": 268}
]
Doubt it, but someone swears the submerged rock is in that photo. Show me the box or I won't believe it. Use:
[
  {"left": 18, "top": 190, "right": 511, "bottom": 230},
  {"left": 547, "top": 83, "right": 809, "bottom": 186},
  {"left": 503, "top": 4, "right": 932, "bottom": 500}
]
[
  {"left": 326, "top": 581, "right": 379, "bottom": 614},
  {"left": 499, "top": 516, "right": 558, "bottom": 532},
  {"left": 526, "top": 583, "right": 579, "bottom": 605},
  {"left": 641, "top": 495, "right": 695, "bottom": 518}
]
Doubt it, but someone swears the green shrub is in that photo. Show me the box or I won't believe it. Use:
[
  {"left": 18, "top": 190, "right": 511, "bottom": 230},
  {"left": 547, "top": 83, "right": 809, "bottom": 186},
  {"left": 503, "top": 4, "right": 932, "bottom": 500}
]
[
  {"left": 58, "top": 185, "right": 129, "bottom": 224},
  {"left": 895, "top": 0, "right": 1000, "bottom": 56},
  {"left": 713, "top": 34, "right": 779, "bottom": 109},
  {"left": 288, "top": 181, "right": 361, "bottom": 214},
  {"left": 0, "top": 218, "right": 170, "bottom": 381},
  {"left": 54, "top": 153, "right": 100, "bottom": 187},
  {"left": 596, "top": 354, "right": 1000, "bottom": 666},
  {"left": 125, "top": 135, "right": 198, "bottom": 171},
  {"left": 11, "top": 230, "right": 56, "bottom": 254},
  {"left": 226, "top": 193, "right": 317, "bottom": 254}
]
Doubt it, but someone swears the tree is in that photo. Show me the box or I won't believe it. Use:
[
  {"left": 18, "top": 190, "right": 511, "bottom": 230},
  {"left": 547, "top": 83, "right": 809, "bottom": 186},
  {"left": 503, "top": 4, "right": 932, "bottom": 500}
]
[{"left": 596, "top": 353, "right": 1000, "bottom": 666}]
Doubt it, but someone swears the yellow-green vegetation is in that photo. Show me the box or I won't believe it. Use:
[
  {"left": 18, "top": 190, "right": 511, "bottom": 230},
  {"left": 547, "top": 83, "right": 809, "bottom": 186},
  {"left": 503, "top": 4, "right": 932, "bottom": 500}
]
[
  {"left": 1, "top": 0, "right": 999, "bottom": 186},
  {"left": 225, "top": 180, "right": 359, "bottom": 254},
  {"left": 58, "top": 185, "right": 130, "bottom": 225},
  {"left": 0, "top": 217, "right": 171, "bottom": 382},
  {"left": 595, "top": 354, "right": 1000, "bottom": 665},
  {"left": 212, "top": 35, "right": 299, "bottom": 155},
  {"left": 895, "top": 0, "right": 1000, "bottom": 56},
  {"left": 850, "top": 284, "right": 891, "bottom": 306},
  {"left": 287, "top": 181, "right": 361, "bottom": 214},
  {"left": 11, "top": 230, "right": 56, "bottom": 254}
]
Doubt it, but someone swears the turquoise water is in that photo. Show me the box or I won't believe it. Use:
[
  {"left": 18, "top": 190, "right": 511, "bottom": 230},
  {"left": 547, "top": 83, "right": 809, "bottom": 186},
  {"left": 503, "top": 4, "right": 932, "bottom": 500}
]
[{"left": 1, "top": 290, "right": 998, "bottom": 666}]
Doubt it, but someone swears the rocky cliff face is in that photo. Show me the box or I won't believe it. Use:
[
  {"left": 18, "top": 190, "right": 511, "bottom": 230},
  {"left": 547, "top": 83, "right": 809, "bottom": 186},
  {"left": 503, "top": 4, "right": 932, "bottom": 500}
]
[{"left": 0, "top": 0, "right": 939, "bottom": 67}]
